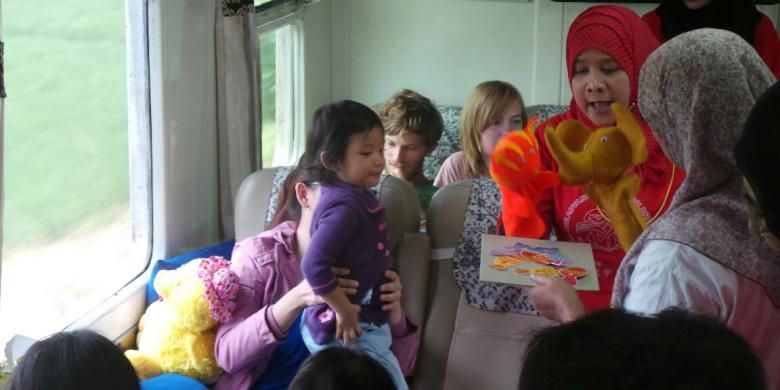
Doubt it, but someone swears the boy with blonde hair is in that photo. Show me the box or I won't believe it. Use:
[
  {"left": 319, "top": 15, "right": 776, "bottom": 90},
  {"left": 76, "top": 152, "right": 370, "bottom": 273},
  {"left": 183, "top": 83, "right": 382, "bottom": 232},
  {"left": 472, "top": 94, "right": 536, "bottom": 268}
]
[{"left": 379, "top": 89, "right": 443, "bottom": 210}]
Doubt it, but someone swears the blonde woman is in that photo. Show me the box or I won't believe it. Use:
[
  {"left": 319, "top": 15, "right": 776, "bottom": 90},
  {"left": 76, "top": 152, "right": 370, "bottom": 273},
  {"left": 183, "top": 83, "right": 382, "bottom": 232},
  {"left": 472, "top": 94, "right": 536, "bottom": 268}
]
[{"left": 434, "top": 80, "right": 527, "bottom": 187}]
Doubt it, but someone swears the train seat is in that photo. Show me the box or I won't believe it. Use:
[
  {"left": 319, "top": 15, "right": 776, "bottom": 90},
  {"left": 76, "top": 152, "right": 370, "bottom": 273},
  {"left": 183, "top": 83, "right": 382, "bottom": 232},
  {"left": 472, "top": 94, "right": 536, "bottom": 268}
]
[{"left": 413, "top": 178, "right": 554, "bottom": 390}]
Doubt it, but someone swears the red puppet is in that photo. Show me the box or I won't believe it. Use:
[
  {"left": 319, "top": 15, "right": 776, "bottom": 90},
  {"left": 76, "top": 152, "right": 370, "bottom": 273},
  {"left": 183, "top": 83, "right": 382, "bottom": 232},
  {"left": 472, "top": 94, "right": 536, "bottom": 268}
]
[{"left": 490, "top": 118, "right": 560, "bottom": 238}]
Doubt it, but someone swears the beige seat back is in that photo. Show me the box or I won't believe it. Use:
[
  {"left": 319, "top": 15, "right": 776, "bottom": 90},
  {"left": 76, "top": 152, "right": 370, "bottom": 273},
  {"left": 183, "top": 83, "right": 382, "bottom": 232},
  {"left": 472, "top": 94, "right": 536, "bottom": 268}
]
[
  {"left": 413, "top": 179, "right": 471, "bottom": 390},
  {"left": 415, "top": 179, "right": 553, "bottom": 390},
  {"left": 233, "top": 168, "right": 430, "bottom": 339}
]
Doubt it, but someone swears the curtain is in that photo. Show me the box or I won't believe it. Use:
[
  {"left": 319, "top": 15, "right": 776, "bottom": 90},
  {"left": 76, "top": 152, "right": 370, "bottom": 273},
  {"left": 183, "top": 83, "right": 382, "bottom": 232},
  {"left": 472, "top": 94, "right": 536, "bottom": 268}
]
[
  {"left": 0, "top": 4, "right": 5, "bottom": 305},
  {"left": 216, "top": 0, "right": 261, "bottom": 239}
]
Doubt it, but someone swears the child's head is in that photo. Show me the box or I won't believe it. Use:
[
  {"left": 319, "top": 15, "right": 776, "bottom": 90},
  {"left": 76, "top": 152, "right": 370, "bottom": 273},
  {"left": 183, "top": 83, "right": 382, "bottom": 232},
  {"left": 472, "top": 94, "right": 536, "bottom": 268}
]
[
  {"left": 299, "top": 100, "right": 385, "bottom": 189},
  {"left": 566, "top": 5, "right": 658, "bottom": 127},
  {"left": 288, "top": 347, "right": 396, "bottom": 390},
  {"left": 10, "top": 329, "right": 140, "bottom": 390},
  {"left": 461, "top": 80, "right": 526, "bottom": 178},
  {"left": 379, "top": 89, "right": 444, "bottom": 183},
  {"left": 519, "top": 308, "right": 765, "bottom": 390}
]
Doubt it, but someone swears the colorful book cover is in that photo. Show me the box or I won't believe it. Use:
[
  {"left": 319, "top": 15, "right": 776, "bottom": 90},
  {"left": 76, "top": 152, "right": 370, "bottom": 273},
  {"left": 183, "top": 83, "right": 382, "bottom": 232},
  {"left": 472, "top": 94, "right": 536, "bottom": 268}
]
[{"left": 479, "top": 233, "right": 599, "bottom": 291}]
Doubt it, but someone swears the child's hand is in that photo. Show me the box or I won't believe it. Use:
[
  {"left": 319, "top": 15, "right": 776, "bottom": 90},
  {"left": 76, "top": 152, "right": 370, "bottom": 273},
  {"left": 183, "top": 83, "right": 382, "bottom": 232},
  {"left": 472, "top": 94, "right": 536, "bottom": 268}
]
[{"left": 335, "top": 304, "right": 362, "bottom": 346}]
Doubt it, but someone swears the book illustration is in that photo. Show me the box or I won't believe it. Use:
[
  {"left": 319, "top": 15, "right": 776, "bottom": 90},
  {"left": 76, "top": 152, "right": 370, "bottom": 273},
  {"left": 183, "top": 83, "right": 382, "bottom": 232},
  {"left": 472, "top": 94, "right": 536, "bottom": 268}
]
[
  {"left": 480, "top": 234, "right": 599, "bottom": 291},
  {"left": 488, "top": 243, "right": 585, "bottom": 286}
]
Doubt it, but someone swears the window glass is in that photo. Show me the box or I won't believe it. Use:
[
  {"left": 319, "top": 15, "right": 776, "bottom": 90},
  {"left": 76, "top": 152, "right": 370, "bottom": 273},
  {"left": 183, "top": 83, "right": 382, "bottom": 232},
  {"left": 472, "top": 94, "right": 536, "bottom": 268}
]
[
  {"left": 259, "top": 22, "right": 301, "bottom": 167},
  {"left": 260, "top": 30, "right": 277, "bottom": 167},
  {"left": 0, "top": 0, "right": 148, "bottom": 344}
]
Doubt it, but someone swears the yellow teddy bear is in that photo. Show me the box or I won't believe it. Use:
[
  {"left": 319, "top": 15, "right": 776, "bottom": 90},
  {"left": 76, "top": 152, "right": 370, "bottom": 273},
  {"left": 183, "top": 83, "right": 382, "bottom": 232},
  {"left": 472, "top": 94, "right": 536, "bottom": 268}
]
[
  {"left": 544, "top": 103, "right": 648, "bottom": 252},
  {"left": 125, "top": 256, "right": 238, "bottom": 384}
]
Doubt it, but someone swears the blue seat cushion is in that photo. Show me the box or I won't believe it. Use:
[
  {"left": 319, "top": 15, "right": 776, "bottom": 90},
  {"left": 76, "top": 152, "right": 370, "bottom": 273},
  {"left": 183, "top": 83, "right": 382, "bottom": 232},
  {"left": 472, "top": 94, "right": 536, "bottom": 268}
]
[
  {"left": 145, "top": 240, "right": 236, "bottom": 306},
  {"left": 140, "top": 373, "right": 209, "bottom": 390}
]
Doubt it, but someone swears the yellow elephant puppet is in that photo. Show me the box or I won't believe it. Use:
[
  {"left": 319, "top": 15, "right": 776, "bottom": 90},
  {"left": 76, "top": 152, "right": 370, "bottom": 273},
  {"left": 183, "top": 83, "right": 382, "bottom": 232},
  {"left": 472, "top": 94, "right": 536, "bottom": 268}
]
[
  {"left": 543, "top": 103, "right": 648, "bottom": 251},
  {"left": 124, "top": 256, "right": 238, "bottom": 384}
]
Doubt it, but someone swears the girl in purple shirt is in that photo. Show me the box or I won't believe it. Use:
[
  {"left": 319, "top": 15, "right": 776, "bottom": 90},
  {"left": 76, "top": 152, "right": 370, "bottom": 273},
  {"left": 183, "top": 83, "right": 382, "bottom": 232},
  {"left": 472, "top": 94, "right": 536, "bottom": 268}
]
[{"left": 295, "top": 100, "right": 407, "bottom": 389}]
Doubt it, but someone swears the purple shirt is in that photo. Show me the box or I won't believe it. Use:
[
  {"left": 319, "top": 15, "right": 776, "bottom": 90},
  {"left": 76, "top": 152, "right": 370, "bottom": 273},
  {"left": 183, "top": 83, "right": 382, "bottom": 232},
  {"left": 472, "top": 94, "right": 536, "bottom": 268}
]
[
  {"left": 213, "top": 221, "right": 418, "bottom": 390},
  {"left": 302, "top": 181, "right": 392, "bottom": 342}
]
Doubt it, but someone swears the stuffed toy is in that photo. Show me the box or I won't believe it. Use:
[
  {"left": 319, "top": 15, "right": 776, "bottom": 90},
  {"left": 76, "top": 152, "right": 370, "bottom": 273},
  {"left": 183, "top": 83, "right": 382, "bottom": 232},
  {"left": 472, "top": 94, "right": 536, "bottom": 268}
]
[
  {"left": 490, "top": 118, "right": 560, "bottom": 238},
  {"left": 543, "top": 103, "right": 648, "bottom": 251},
  {"left": 125, "top": 256, "right": 238, "bottom": 384}
]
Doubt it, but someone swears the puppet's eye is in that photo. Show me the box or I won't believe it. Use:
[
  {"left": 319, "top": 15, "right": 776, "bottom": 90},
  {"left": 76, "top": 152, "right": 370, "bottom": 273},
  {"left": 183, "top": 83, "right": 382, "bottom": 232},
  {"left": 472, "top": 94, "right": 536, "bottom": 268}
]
[{"left": 600, "top": 136, "right": 608, "bottom": 143}]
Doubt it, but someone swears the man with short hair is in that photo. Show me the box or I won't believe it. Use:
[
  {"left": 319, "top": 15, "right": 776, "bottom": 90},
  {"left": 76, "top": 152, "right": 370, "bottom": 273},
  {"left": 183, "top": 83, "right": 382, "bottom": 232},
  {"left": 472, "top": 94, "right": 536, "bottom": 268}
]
[{"left": 379, "top": 89, "right": 443, "bottom": 213}]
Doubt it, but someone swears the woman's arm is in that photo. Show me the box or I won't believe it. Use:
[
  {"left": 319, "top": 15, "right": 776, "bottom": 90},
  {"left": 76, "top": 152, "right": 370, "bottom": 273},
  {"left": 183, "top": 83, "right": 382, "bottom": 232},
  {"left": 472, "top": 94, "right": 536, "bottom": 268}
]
[
  {"left": 215, "top": 239, "right": 359, "bottom": 374},
  {"left": 621, "top": 241, "right": 730, "bottom": 320},
  {"left": 272, "top": 267, "right": 357, "bottom": 331},
  {"left": 214, "top": 241, "right": 286, "bottom": 374},
  {"left": 380, "top": 269, "right": 420, "bottom": 375}
]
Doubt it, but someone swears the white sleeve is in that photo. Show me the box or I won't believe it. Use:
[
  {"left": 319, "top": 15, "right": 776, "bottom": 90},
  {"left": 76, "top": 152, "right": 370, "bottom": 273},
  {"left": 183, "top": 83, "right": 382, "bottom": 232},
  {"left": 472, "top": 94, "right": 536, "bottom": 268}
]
[{"left": 622, "top": 240, "right": 737, "bottom": 322}]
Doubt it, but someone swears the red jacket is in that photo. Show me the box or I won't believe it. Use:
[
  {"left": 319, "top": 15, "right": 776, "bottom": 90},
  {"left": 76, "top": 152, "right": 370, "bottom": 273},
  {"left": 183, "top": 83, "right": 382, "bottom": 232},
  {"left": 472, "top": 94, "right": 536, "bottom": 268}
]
[{"left": 643, "top": 10, "right": 780, "bottom": 79}]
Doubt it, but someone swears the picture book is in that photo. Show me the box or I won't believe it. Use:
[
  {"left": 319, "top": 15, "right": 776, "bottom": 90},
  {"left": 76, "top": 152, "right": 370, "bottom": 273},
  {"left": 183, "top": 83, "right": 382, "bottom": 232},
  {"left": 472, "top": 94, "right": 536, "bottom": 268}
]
[{"left": 479, "top": 233, "right": 599, "bottom": 291}]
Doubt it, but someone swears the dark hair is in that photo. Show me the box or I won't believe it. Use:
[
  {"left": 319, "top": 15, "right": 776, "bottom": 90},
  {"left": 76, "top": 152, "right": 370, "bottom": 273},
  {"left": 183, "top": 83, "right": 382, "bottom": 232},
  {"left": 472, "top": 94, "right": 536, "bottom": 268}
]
[
  {"left": 519, "top": 308, "right": 766, "bottom": 390},
  {"left": 10, "top": 329, "right": 140, "bottom": 390},
  {"left": 736, "top": 81, "right": 780, "bottom": 237},
  {"left": 269, "top": 167, "right": 319, "bottom": 228},
  {"left": 301, "top": 99, "right": 383, "bottom": 185},
  {"left": 657, "top": 0, "right": 760, "bottom": 44},
  {"left": 270, "top": 100, "right": 382, "bottom": 228},
  {"left": 288, "top": 347, "right": 397, "bottom": 390},
  {"left": 379, "top": 88, "right": 444, "bottom": 147}
]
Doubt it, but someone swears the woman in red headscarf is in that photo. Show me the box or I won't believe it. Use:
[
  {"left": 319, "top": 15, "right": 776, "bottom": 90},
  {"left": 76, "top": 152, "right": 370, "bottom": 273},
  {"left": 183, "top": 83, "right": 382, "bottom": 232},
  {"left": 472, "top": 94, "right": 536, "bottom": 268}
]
[{"left": 530, "top": 5, "right": 685, "bottom": 316}]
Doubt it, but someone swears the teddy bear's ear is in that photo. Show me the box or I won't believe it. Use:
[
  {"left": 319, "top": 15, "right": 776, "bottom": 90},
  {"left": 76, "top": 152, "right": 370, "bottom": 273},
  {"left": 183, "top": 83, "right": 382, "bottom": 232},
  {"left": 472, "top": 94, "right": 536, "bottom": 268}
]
[
  {"left": 612, "top": 103, "right": 648, "bottom": 167},
  {"left": 153, "top": 269, "right": 176, "bottom": 300},
  {"left": 153, "top": 260, "right": 200, "bottom": 300}
]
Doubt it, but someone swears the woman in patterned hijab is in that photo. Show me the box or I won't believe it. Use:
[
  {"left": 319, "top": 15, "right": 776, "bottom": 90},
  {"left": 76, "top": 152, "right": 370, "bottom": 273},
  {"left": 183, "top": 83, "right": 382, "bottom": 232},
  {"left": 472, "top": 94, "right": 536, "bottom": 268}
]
[{"left": 612, "top": 28, "right": 780, "bottom": 388}]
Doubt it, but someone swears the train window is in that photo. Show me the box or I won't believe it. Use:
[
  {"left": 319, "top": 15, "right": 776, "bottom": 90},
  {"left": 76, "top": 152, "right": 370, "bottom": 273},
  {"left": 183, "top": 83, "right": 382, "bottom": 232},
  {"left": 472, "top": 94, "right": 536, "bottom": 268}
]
[
  {"left": 256, "top": 0, "right": 305, "bottom": 167},
  {"left": 0, "top": 0, "right": 150, "bottom": 346}
]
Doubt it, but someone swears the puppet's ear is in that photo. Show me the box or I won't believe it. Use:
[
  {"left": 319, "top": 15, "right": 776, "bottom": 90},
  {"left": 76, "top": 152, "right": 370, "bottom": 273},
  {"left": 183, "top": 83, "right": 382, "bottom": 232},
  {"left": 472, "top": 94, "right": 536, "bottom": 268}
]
[
  {"left": 612, "top": 103, "right": 648, "bottom": 167},
  {"left": 554, "top": 119, "right": 592, "bottom": 152},
  {"left": 523, "top": 117, "right": 538, "bottom": 147}
]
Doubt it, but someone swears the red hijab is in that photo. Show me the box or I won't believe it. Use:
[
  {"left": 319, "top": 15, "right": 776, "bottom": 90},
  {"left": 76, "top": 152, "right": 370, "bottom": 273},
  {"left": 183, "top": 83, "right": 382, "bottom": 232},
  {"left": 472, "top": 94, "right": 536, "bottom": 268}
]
[{"left": 541, "top": 5, "right": 671, "bottom": 183}]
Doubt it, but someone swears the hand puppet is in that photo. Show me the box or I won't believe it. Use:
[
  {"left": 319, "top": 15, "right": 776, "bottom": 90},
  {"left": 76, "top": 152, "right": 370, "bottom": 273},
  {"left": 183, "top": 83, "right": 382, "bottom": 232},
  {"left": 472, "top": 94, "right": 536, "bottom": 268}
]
[
  {"left": 490, "top": 118, "right": 560, "bottom": 238},
  {"left": 544, "top": 103, "right": 648, "bottom": 251}
]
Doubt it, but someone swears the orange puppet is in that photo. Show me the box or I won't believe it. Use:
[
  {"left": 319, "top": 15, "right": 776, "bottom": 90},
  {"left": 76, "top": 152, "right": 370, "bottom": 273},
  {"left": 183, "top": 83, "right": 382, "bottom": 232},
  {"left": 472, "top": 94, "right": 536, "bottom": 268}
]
[{"left": 490, "top": 118, "right": 560, "bottom": 238}]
